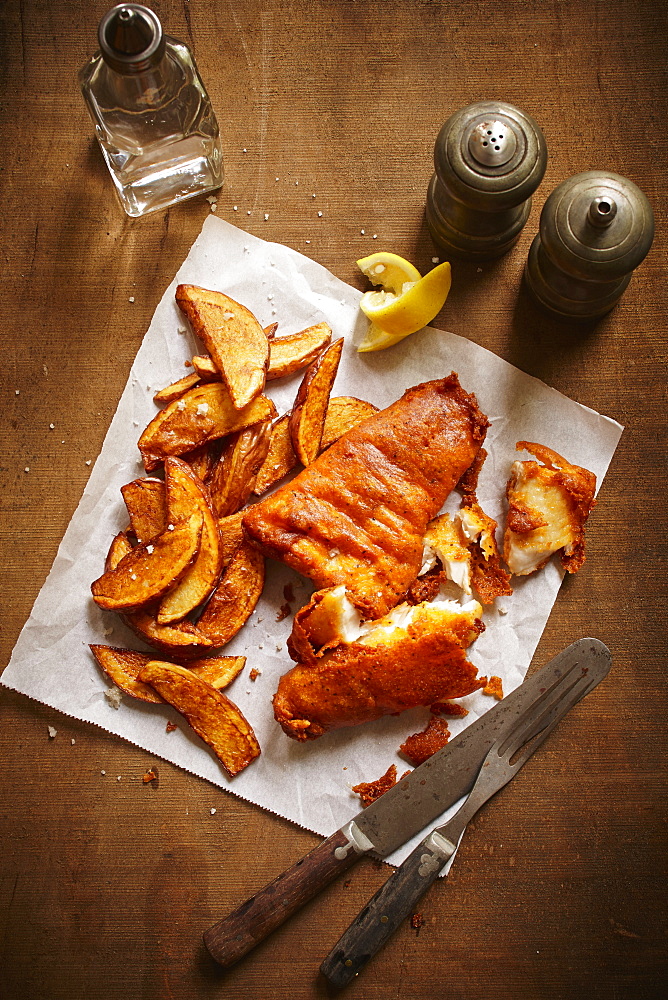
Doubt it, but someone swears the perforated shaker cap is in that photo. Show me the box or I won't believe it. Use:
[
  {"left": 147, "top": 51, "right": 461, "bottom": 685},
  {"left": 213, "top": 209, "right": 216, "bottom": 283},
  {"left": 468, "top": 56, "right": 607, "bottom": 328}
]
[
  {"left": 98, "top": 4, "right": 165, "bottom": 74},
  {"left": 434, "top": 101, "right": 548, "bottom": 211},
  {"left": 539, "top": 171, "right": 655, "bottom": 281}
]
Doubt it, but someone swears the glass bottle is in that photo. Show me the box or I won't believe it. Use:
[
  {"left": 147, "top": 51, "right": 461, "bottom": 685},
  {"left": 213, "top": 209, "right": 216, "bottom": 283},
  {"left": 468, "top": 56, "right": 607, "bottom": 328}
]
[{"left": 79, "top": 3, "right": 223, "bottom": 218}]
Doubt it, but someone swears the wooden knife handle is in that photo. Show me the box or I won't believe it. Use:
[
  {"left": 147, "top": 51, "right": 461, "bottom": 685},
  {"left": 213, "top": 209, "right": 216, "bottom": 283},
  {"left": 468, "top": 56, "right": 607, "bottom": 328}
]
[
  {"left": 203, "top": 827, "right": 364, "bottom": 968},
  {"left": 320, "top": 836, "right": 448, "bottom": 989}
]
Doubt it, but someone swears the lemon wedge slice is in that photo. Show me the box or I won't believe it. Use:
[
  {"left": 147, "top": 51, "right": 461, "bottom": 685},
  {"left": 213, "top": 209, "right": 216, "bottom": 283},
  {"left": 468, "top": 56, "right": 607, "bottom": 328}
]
[
  {"left": 356, "top": 254, "right": 452, "bottom": 353},
  {"left": 356, "top": 251, "right": 422, "bottom": 295}
]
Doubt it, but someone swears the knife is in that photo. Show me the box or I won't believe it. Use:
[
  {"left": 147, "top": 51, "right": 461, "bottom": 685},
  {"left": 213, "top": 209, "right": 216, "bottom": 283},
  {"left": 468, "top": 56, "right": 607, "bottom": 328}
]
[
  {"left": 203, "top": 638, "right": 611, "bottom": 968},
  {"left": 320, "top": 641, "right": 610, "bottom": 987}
]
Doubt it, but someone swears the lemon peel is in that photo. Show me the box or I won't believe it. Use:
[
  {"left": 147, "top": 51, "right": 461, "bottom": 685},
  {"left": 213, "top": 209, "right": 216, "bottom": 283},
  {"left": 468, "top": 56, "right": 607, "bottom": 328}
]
[{"left": 356, "top": 255, "right": 452, "bottom": 353}]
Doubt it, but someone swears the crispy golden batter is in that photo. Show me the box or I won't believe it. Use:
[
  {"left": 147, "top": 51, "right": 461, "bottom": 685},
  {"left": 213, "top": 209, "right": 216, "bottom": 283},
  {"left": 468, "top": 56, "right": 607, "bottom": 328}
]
[
  {"left": 274, "top": 599, "right": 485, "bottom": 740},
  {"left": 244, "top": 374, "right": 488, "bottom": 619},
  {"left": 503, "top": 441, "right": 596, "bottom": 576}
]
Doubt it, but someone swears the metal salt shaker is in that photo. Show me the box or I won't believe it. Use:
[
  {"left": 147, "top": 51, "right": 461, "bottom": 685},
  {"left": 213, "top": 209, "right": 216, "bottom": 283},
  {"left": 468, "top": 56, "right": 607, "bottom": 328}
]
[
  {"left": 426, "top": 101, "right": 548, "bottom": 260},
  {"left": 524, "top": 171, "right": 655, "bottom": 319}
]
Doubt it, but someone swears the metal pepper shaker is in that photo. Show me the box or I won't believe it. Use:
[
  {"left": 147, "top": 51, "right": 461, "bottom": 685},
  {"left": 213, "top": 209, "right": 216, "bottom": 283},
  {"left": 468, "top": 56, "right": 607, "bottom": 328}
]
[
  {"left": 524, "top": 171, "right": 655, "bottom": 319},
  {"left": 426, "top": 101, "right": 548, "bottom": 260}
]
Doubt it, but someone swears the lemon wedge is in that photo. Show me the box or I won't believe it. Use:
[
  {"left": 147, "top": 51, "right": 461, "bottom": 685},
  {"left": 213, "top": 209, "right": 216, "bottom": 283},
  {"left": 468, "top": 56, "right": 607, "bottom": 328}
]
[
  {"left": 356, "top": 253, "right": 452, "bottom": 352},
  {"left": 356, "top": 251, "right": 422, "bottom": 295}
]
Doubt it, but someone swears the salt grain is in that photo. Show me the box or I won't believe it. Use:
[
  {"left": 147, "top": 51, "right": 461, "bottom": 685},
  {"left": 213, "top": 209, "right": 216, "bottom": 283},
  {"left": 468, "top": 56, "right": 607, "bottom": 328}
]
[
  {"left": 49, "top": 423, "right": 55, "bottom": 429},
  {"left": 85, "top": 460, "right": 91, "bottom": 466},
  {"left": 210, "top": 807, "right": 217, "bottom": 815},
  {"left": 264, "top": 213, "right": 269, "bottom": 221},
  {"left": 129, "top": 296, "right": 135, "bottom": 303},
  {"left": 432, "top": 257, "right": 439, "bottom": 263},
  {"left": 24, "top": 467, "right": 29, "bottom": 473},
  {"left": 318, "top": 211, "right": 323, "bottom": 217},
  {"left": 48, "top": 726, "right": 57, "bottom": 739}
]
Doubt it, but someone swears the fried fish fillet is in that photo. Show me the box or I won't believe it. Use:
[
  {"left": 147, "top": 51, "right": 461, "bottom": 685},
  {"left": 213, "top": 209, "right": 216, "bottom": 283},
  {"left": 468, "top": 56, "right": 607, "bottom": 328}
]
[
  {"left": 243, "top": 373, "right": 489, "bottom": 619},
  {"left": 503, "top": 441, "right": 597, "bottom": 576},
  {"left": 274, "top": 596, "right": 485, "bottom": 741}
]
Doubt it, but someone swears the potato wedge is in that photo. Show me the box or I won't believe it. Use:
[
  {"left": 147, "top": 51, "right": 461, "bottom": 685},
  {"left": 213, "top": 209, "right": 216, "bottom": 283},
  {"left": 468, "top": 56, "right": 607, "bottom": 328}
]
[
  {"left": 91, "top": 512, "right": 203, "bottom": 611},
  {"left": 187, "top": 654, "right": 246, "bottom": 689},
  {"left": 191, "top": 354, "right": 219, "bottom": 380},
  {"left": 138, "top": 661, "right": 260, "bottom": 777},
  {"left": 153, "top": 372, "right": 201, "bottom": 404},
  {"left": 208, "top": 415, "right": 274, "bottom": 517},
  {"left": 121, "top": 478, "right": 166, "bottom": 544},
  {"left": 104, "top": 532, "right": 214, "bottom": 656},
  {"left": 90, "top": 644, "right": 163, "bottom": 703},
  {"left": 196, "top": 540, "right": 265, "bottom": 647},
  {"left": 289, "top": 337, "right": 344, "bottom": 465},
  {"left": 175, "top": 284, "right": 269, "bottom": 410},
  {"left": 182, "top": 443, "right": 216, "bottom": 483},
  {"left": 266, "top": 322, "right": 332, "bottom": 381},
  {"left": 124, "top": 608, "right": 214, "bottom": 657},
  {"left": 158, "top": 458, "right": 222, "bottom": 624},
  {"left": 138, "top": 383, "right": 275, "bottom": 471},
  {"left": 252, "top": 413, "right": 299, "bottom": 496},
  {"left": 217, "top": 510, "right": 247, "bottom": 568},
  {"left": 320, "top": 396, "right": 379, "bottom": 451},
  {"left": 105, "top": 530, "right": 134, "bottom": 571},
  {"left": 90, "top": 644, "right": 246, "bottom": 701}
]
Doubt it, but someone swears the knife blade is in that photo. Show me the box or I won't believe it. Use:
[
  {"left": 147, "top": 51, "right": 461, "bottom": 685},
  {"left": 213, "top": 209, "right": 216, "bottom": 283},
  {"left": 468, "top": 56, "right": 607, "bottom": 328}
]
[
  {"left": 203, "top": 638, "right": 611, "bottom": 968},
  {"left": 320, "top": 644, "right": 610, "bottom": 987}
]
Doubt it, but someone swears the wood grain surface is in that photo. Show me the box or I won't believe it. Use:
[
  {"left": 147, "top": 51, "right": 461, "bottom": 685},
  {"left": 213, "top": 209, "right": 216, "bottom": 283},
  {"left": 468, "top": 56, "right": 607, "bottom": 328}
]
[{"left": 1, "top": 1, "right": 666, "bottom": 998}]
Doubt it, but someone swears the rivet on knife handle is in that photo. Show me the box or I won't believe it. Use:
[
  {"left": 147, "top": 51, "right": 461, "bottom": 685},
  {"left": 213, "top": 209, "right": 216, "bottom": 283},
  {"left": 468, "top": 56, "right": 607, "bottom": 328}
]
[{"left": 203, "top": 822, "right": 373, "bottom": 968}]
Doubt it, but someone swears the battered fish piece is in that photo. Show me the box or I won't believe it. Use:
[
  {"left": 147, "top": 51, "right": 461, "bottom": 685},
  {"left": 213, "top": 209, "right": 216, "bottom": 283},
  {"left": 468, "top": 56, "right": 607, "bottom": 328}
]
[
  {"left": 274, "top": 598, "right": 485, "bottom": 741},
  {"left": 243, "top": 374, "right": 489, "bottom": 619},
  {"left": 503, "top": 441, "right": 596, "bottom": 576}
]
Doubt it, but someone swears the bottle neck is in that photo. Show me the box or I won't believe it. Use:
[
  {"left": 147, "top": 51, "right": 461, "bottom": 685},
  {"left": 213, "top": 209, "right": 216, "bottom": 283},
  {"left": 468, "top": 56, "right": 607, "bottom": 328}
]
[{"left": 99, "top": 44, "right": 183, "bottom": 110}]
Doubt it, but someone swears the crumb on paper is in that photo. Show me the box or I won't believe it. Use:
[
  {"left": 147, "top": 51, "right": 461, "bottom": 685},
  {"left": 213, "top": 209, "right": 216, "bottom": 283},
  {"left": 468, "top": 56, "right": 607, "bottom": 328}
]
[
  {"left": 249, "top": 668, "right": 261, "bottom": 681},
  {"left": 48, "top": 726, "right": 57, "bottom": 739},
  {"left": 400, "top": 717, "right": 451, "bottom": 766},
  {"left": 497, "top": 603, "right": 509, "bottom": 615},
  {"left": 143, "top": 769, "right": 158, "bottom": 784},
  {"left": 353, "top": 764, "right": 408, "bottom": 806},
  {"left": 105, "top": 686, "right": 123, "bottom": 709},
  {"left": 166, "top": 720, "right": 178, "bottom": 733},
  {"left": 483, "top": 676, "right": 504, "bottom": 700},
  {"left": 276, "top": 602, "right": 292, "bottom": 622}
]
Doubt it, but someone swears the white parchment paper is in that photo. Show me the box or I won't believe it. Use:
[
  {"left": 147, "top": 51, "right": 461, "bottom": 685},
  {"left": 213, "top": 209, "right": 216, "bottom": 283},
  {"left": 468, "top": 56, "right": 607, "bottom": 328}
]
[{"left": 2, "top": 216, "right": 623, "bottom": 865}]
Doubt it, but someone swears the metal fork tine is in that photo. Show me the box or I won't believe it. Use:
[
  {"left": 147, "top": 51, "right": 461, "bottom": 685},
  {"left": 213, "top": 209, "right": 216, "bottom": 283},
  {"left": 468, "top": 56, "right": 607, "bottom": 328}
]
[{"left": 498, "top": 668, "right": 591, "bottom": 764}]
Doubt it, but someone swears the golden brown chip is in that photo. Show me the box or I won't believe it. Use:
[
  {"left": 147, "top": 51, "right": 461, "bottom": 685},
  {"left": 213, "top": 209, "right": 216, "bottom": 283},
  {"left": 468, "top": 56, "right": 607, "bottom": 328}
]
[
  {"left": 187, "top": 655, "right": 246, "bottom": 689},
  {"left": 289, "top": 337, "right": 344, "bottom": 465},
  {"left": 320, "top": 396, "right": 379, "bottom": 451},
  {"left": 91, "top": 513, "right": 203, "bottom": 611},
  {"left": 90, "top": 644, "right": 162, "bottom": 703},
  {"left": 157, "top": 459, "right": 222, "bottom": 624},
  {"left": 137, "top": 661, "right": 261, "bottom": 778},
  {"left": 123, "top": 607, "right": 214, "bottom": 657},
  {"left": 252, "top": 413, "right": 299, "bottom": 496},
  {"left": 153, "top": 372, "right": 201, "bottom": 404},
  {"left": 175, "top": 284, "right": 269, "bottom": 410},
  {"left": 138, "top": 384, "right": 275, "bottom": 471},
  {"left": 121, "top": 478, "right": 167, "bottom": 544},
  {"left": 266, "top": 322, "right": 332, "bottom": 381},
  {"left": 208, "top": 415, "right": 274, "bottom": 518},
  {"left": 182, "top": 443, "right": 216, "bottom": 482},
  {"left": 217, "top": 510, "right": 247, "bottom": 569},
  {"left": 483, "top": 675, "right": 504, "bottom": 700},
  {"left": 191, "top": 354, "right": 219, "bottom": 380},
  {"left": 196, "top": 540, "right": 265, "bottom": 647}
]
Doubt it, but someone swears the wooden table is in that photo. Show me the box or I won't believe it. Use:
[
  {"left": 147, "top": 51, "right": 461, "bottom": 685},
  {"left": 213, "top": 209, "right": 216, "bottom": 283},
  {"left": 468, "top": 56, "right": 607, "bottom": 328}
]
[{"left": 1, "top": 1, "right": 666, "bottom": 997}]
